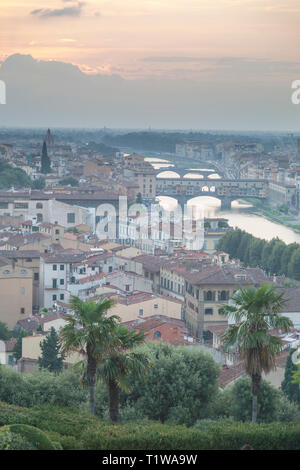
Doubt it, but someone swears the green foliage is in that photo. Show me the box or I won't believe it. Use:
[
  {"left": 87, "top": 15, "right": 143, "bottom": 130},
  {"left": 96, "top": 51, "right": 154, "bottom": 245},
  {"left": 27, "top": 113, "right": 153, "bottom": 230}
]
[
  {"left": 60, "top": 295, "right": 120, "bottom": 414},
  {"left": 125, "top": 342, "right": 220, "bottom": 425},
  {"left": 80, "top": 141, "right": 119, "bottom": 156},
  {"left": 59, "top": 177, "right": 79, "bottom": 187},
  {"left": 41, "top": 141, "right": 51, "bottom": 174},
  {"left": 226, "top": 378, "right": 279, "bottom": 422},
  {"left": 38, "top": 327, "right": 65, "bottom": 373},
  {"left": 281, "top": 348, "right": 300, "bottom": 404},
  {"left": 1, "top": 401, "right": 300, "bottom": 449},
  {"left": 0, "top": 159, "right": 32, "bottom": 189},
  {"left": 0, "top": 366, "right": 87, "bottom": 408},
  {"left": 0, "top": 430, "right": 37, "bottom": 450},
  {"left": 217, "top": 228, "right": 300, "bottom": 280},
  {"left": 0, "top": 424, "right": 57, "bottom": 450},
  {"left": 13, "top": 329, "right": 30, "bottom": 361},
  {"left": 275, "top": 393, "right": 300, "bottom": 422},
  {"left": 31, "top": 176, "right": 45, "bottom": 189},
  {"left": 0, "top": 321, "right": 11, "bottom": 340}
]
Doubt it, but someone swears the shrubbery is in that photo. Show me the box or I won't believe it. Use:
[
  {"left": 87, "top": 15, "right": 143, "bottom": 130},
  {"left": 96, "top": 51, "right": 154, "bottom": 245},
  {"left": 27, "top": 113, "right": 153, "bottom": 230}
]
[
  {"left": 0, "top": 424, "right": 58, "bottom": 450},
  {"left": 1, "top": 402, "right": 300, "bottom": 450},
  {"left": 0, "top": 366, "right": 87, "bottom": 408},
  {"left": 124, "top": 342, "right": 220, "bottom": 425}
]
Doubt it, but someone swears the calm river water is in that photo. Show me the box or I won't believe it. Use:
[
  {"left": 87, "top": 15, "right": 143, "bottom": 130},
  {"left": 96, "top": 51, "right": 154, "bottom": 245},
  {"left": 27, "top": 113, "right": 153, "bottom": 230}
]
[{"left": 146, "top": 158, "right": 300, "bottom": 245}]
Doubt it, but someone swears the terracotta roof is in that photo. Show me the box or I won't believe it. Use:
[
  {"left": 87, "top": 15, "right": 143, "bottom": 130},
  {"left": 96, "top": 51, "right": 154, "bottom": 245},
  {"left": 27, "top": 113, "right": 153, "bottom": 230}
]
[
  {"left": 0, "top": 250, "right": 40, "bottom": 259},
  {"left": 42, "top": 252, "right": 86, "bottom": 263},
  {"left": 219, "top": 362, "right": 246, "bottom": 388},
  {"left": 132, "top": 254, "right": 165, "bottom": 272},
  {"left": 184, "top": 265, "right": 269, "bottom": 286}
]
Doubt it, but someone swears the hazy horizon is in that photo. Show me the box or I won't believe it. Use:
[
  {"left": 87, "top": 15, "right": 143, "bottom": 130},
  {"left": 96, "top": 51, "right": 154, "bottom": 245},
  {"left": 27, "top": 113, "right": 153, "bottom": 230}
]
[{"left": 0, "top": 1, "right": 300, "bottom": 130}]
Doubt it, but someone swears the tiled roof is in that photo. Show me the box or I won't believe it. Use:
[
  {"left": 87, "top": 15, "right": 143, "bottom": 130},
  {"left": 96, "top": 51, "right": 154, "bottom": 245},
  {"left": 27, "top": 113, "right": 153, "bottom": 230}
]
[
  {"left": 133, "top": 254, "right": 165, "bottom": 272},
  {"left": 0, "top": 250, "right": 40, "bottom": 258},
  {"left": 42, "top": 252, "right": 86, "bottom": 263},
  {"left": 219, "top": 362, "right": 246, "bottom": 388},
  {"left": 184, "top": 265, "right": 269, "bottom": 286}
]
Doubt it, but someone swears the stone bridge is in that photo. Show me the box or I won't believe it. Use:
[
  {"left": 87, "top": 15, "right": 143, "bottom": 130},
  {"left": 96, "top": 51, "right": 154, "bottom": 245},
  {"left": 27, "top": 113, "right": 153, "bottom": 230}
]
[
  {"left": 155, "top": 178, "right": 268, "bottom": 209},
  {"left": 155, "top": 167, "right": 218, "bottom": 179}
]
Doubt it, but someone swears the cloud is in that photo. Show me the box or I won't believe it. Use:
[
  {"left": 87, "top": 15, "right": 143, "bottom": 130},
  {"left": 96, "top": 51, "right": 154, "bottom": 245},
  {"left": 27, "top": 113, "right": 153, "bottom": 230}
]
[{"left": 30, "top": 2, "right": 85, "bottom": 19}]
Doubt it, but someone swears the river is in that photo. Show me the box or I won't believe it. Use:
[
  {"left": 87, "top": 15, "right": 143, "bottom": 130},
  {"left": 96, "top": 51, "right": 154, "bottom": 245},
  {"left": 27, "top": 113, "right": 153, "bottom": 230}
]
[{"left": 146, "top": 157, "right": 300, "bottom": 245}]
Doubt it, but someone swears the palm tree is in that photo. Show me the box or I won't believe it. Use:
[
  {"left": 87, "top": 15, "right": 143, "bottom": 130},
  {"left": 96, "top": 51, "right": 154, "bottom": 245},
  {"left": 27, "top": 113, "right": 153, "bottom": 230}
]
[
  {"left": 221, "top": 283, "right": 293, "bottom": 422},
  {"left": 60, "top": 295, "right": 119, "bottom": 414},
  {"left": 98, "top": 324, "right": 150, "bottom": 423}
]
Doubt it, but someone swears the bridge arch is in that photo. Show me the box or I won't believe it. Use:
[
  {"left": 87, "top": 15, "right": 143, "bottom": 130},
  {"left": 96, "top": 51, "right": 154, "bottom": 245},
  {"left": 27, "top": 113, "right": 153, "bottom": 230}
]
[
  {"left": 183, "top": 173, "right": 204, "bottom": 179},
  {"left": 156, "top": 171, "right": 180, "bottom": 179}
]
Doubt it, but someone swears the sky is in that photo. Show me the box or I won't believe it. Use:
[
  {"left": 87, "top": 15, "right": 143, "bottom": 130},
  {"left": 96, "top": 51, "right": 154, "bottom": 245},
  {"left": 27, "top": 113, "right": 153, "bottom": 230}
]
[{"left": 0, "top": 0, "right": 300, "bottom": 129}]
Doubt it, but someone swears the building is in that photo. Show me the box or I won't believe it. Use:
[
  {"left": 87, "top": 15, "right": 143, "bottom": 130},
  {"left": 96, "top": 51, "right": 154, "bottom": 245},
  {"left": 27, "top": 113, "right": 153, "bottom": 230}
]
[
  {"left": 123, "top": 154, "right": 156, "bottom": 200},
  {"left": 123, "top": 314, "right": 195, "bottom": 346},
  {"left": 0, "top": 257, "right": 33, "bottom": 328},
  {"left": 108, "top": 292, "right": 183, "bottom": 323},
  {"left": 0, "top": 250, "right": 40, "bottom": 311},
  {"left": 39, "top": 252, "right": 87, "bottom": 308},
  {"left": 183, "top": 264, "right": 270, "bottom": 339}
]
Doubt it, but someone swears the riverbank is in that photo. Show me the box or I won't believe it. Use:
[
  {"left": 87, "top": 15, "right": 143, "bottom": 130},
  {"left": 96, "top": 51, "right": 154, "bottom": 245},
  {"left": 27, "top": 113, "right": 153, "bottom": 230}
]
[{"left": 242, "top": 198, "right": 300, "bottom": 233}]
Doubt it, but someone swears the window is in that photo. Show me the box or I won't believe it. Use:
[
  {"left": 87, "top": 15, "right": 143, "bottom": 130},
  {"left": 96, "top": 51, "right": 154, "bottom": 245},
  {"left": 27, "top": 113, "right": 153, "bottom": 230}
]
[
  {"left": 206, "top": 291, "right": 213, "bottom": 301},
  {"left": 60, "top": 279, "right": 64, "bottom": 285},
  {"left": 125, "top": 284, "right": 130, "bottom": 291},
  {"left": 71, "top": 276, "right": 75, "bottom": 284},
  {"left": 0, "top": 202, "right": 8, "bottom": 209},
  {"left": 205, "top": 308, "right": 213, "bottom": 315},
  {"left": 53, "top": 264, "right": 57, "bottom": 271},
  {"left": 14, "top": 202, "right": 28, "bottom": 209},
  {"left": 60, "top": 265, "right": 64, "bottom": 271},
  {"left": 52, "top": 279, "right": 57, "bottom": 288},
  {"left": 52, "top": 295, "right": 57, "bottom": 301},
  {"left": 154, "top": 331, "right": 161, "bottom": 339},
  {"left": 60, "top": 294, "right": 64, "bottom": 301},
  {"left": 55, "top": 229, "right": 60, "bottom": 235},
  {"left": 20, "top": 269, "right": 27, "bottom": 274},
  {"left": 67, "top": 213, "right": 75, "bottom": 224},
  {"left": 21, "top": 287, "right": 25, "bottom": 295},
  {"left": 220, "top": 290, "right": 227, "bottom": 301},
  {"left": 139, "top": 309, "right": 143, "bottom": 316},
  {"left": 36, "top": 202, "right": 43, "bottom": 209},
  {"left": 34, "top": 273, "right": 39, "bottom": 281},
  {"left": 25, "top": 259, "right": 32, "bottom": 263},
  {"left": 154, "top": 304, "right": 158, "bottom": 309},
  {"left": 20, "top": 307, "right": 25, "bottom": 314}
]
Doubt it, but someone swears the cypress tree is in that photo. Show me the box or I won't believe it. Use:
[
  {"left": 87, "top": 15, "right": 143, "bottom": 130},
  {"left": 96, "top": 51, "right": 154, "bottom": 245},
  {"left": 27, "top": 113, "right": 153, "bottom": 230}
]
[
  {"left": 41, "top": 141, "right": 51, "bottom": 174},
  {"left": 281, "top": 348, "right": 300, "bottom": 405},
  {"left": 38, "top": 327, "right": 65, "bottom": 373}
]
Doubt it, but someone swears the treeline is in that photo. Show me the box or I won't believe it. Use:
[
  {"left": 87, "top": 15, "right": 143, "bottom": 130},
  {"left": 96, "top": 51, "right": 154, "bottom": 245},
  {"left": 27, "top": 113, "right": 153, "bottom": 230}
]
[
  {"left": 102, "top": 131, "right": 257, "bottom": 153},
  {"left": 0, "top": 160, "right": 32, "bottom": 189},
  {"left": 79, "top": 141, "right": 119, "bottom": 156},
  {"left": 217, "top": 228, "right": 300, "bottom": 280},
  {"left": 0, "top": 160, "right": 45, "bottom": 190}
]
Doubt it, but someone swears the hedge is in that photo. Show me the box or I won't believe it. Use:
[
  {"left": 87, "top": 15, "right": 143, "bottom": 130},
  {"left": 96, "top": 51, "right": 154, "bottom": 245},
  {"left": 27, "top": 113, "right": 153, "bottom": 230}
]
[
  {"left": 1, "top": 402, "right": 300, "bottom": 450},
  {"left": 0, "top": 424, "right": 58, "bottom": 450}
]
